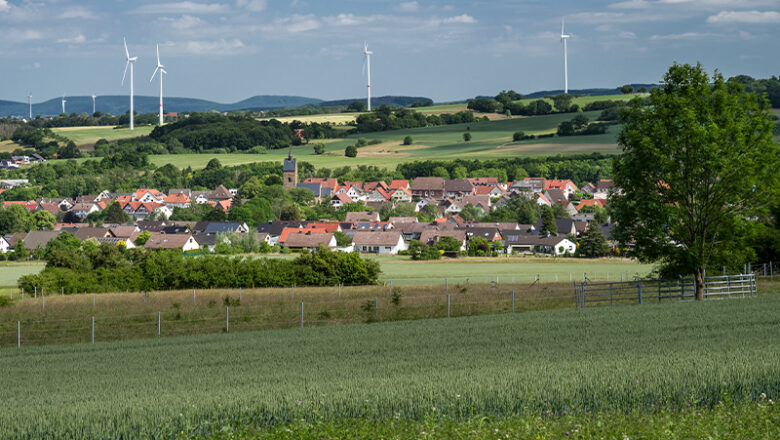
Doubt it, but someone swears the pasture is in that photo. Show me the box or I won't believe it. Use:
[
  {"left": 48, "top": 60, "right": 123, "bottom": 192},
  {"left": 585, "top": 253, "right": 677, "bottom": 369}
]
[
  {"left": 0, "top": 262, "right": 44, "bottom": 288},
  {"left": 0, "top": 139, "right": 23, "bottom": 153},
  {"left": 51, "top": 125, "right": 154, "bottom": 146},
  {"left": 419, "top": 93, "right": 642, "bottom": 115},
  {"left": 0, "top": 293, "right": 777, "bottom": 438}
]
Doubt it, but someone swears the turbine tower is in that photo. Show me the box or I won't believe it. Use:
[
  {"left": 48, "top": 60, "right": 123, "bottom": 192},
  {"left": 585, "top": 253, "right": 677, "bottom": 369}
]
[
  {"left": 363, "top": 42, "right": 373, "bottom": 112},
  {"left": 28, "top": 93, "right": 32, "bottom": 119},
  {"left": 61, "top": 94, "right": 67, "bottom": 114},
  {"left": 560, "top": 18, "right": 570, "bottom": 94},
  {"left": 150, "top": 44, "right": 167, "bottom": 126},
  {"left": 121, "top": 38, "right": 138, "bottom": 130},
  {"left": 92, "top": 94, "right": 97, "bottom": 114}
]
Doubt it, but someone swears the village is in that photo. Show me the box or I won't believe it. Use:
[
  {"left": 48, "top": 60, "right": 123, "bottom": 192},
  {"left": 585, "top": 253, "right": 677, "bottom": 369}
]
[{"left": 0, "top": 154, "right": 616, "bottom": 258}]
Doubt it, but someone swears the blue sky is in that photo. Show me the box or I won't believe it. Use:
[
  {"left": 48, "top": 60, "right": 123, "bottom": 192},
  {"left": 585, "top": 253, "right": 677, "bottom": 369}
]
[{"left": 1, "top": 0, "right": 778, "bottom": 103}]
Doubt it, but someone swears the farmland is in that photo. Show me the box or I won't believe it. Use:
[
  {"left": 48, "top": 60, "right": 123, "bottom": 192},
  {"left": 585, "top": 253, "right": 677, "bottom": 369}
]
[
  {"left": 0, "top": 139, "right": 23, "bottom": 152},
  {"left": 51, "top": 125, "right": 154, "bottom": 146},
  {"left": 0, "top": 292, "right": 778, "bottom": 438},
  {"left": 147, "top": 110, "right": 620, "bottom": 170},
  {"left": 0, "top": 257, "right": 653, "bottom": 288}
]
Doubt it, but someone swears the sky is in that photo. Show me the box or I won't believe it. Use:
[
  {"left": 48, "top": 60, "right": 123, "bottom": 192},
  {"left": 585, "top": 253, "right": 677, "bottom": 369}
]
[{"left": 0, "top": 0, "right": 779, "bottom": 104}]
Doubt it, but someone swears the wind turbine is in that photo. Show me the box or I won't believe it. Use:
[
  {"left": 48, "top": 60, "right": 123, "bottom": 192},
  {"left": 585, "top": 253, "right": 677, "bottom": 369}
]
[
  {"left": 150, "top": 44, "right": 167, "bottom": 126},
  {"left": 92, "top": 94, "right": 97, "bottom": 114},
  {"left": 362, "top": 42, "right": 373, "bottom": 112},
  {"left": 28, "top": 93, "right": 32, "bottom": 119},
  {"left": 560, "top": 18, "right": 571, "bottom": 94},
  {"left": 121, "top": 37, "right": 138, "bottom": 130},
  {"left": 61, "top": 94, "right": 67, "bottom": 114}
]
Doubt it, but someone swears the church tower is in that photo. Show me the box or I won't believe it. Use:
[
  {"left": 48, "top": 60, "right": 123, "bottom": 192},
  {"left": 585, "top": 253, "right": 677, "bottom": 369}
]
[{"left": 283, "top": 150, "right": 297, "bottom": 190}]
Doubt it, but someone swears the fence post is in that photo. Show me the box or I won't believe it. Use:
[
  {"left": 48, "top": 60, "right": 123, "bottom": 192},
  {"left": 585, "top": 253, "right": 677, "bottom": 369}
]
[
  {"left": 512, "top": 290, "right": 515, "bottom": 313},
  {"left": 226, "top": 306, "right": 229, "bottom": 333},
  {"left": 91, "top": 316, "right": 95, "bottom": 344},
  {"left": 61, "top": 286, "right": 64, "bottom": 296},
  {"left": 17, "top": 321, "right": 20, "bottom": 348},
  {"left": 193, "top": 289, "right": 196, "bottom": 305},
  {"left": 239, "top": 286, "right": 243, "bottom": 302},
  {"left": 763, "top": 263, "right": 767, "bottom": 277},
  {"left": 157, "top": 312, "right": 161, "bottom": 336},
  {"left": 144, "top": 291, "right": 147, "bottom": 304},
  {"left": 300, "top": 302, "right": 304, "bottom": 328},
  {"left": 727, "top": 275, "right": 731, "bottom": 297},
  {"left": 42, "top": 293, "right": 45, "bottom": 309},
  {"left": 637, "top": 281, "right": 642, "bottom": 304},
  {"left": 447, "top": 294, "right": 451, "bottom": 317},
  {"left": 445, "top": 278, "right": 448, "bottom": 292},
  {"left": 34, "top": 286, "right": 37, "bottom": 298},
  {"left": 338, "top": 283, "right": 341, "bottom": 298}
]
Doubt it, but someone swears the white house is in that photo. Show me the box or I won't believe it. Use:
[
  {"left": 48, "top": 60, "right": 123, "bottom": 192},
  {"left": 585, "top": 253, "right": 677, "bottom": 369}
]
[
  {"left": 352, "top": 231, "right": 407, "bottom": 255},
  {"left": 503, "top": 235, "right": 577, "bottom": 256},
  {"left": 0, "top": 236, "right": 10, "bottom": 253}
]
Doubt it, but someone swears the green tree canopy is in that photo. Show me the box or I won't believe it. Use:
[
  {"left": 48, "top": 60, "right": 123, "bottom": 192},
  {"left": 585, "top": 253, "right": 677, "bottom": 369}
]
[{"left": 612, "top": 63, "right": 779, "bottom": 299}]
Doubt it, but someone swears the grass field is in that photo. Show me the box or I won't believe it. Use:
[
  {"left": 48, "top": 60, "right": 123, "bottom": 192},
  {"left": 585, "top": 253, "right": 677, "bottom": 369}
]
[
  {"left": 419, "top": 94, "right": 642, "bottom": 115},
  {"left": 259, "top": 112, "right": 361, "bottom": 124},
  {"left": 52, "top": 125, "right": 154, "bottom": 146},
  {"left": 1, "top": 292, "right": 777, "bottom": 438},
  {"left": 0, "top": 139, "right": 23, "bottom": 153},
  {"left": 0, "top": 262, "right": 44, "bottom": 287},
  {"left": 0, "top": 257, "right": 652, "bottom": 288}
]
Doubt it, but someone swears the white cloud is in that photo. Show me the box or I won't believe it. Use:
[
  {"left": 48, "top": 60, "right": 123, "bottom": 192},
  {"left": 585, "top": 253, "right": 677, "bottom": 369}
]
[
  {"left": 0, "top": 0, "right": 9, "bottom": 13},
  {"left": 619, "top": 31, "right": 637, "bottom": 39},
  {"left": 183, "top": 38, "right": 255, "bottom": 55},
  {"left": 58, "top": 6, "right": 98, "bottom": 20},
  {"left": 649, "top": 31, "right": 719, "bottom": 40},
  {"left": 56, "top": 34, "right": 88, "bottom": 44},
  {"left": 397, "top": 1, "right": 419, "bottom": 12},
  {"left": 7, "top": 29, "right": 44, "bottom": 42},
  {"left": 163, "top": 15, "right": 204, "bottom": 30},
  {"left": 609, "top": 0, "right": 651, "bottom": 9},
  {"left": 706, "top": 10, "right": 780, "bottom": 24},
  {"left": 132, "top": 2, "right": 229, "bottom": 14},
  {"left": 236, "top": 0, "right": 267, "bottom": 12},
  {"left": 442, "top": 13, "right": 475, "bottom": 24},
  {"left": 263, "top": 14, "right": 320, "bottom": 33}
]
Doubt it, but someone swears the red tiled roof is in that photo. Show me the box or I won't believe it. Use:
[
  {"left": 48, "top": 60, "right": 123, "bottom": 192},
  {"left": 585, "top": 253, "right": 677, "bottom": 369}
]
[{"left": 390, "top": 180, "right": 410, "bottom": 190}]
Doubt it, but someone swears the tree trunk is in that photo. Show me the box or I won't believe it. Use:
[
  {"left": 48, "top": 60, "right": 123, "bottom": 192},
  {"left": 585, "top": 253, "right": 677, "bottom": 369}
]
[{"left": 694, "top": 269, "right": 705, "bottom": 301}]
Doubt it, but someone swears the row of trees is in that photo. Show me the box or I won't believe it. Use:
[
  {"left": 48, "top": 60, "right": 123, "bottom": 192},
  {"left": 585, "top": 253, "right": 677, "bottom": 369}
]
[
  {"left": 18, "top": 244, "right": 380, "bottom": 293},
  {"left": 353, "top": 105, "right": 481, "bottom": 133}
]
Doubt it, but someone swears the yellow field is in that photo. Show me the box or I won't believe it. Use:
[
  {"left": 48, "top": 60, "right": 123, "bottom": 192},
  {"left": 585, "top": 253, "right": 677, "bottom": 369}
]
[
  {"left": 0, "top": 140, "right": 23, "bottom": 153},
  {"left": 52, "top": 126, "right": 154, "bottom": 146},
  {"left": 259, "top": 113, "right": 360, "bottom": 124}
]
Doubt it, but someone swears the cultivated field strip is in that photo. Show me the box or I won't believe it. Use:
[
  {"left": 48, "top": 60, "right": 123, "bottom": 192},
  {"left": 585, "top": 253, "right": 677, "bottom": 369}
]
[
  {"left": 0, "top": 295, "right": 778, "bottom": 439},
  {"left": 0, "top": 282, "right": 577, "bottom": 347}
]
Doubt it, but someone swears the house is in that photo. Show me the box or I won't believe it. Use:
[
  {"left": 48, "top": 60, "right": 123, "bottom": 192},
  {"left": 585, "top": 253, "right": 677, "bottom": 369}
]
[
  {"left": 163, "top": 193, "right": 191, "bottom": 209},
  {"left": 203, "top": 222, "right": 249, "bottom": 235},
  {"left": 534, "top": 218, "right": 577, "bottom": 236},
  {"left": 144, "top": 233, "right": 200, "bottom": 251},
  {"left": 594, "top": 180, "right": 614, "bottom": 200},
  {"left": 109, "top": 225, "right": 141, "bottom": 240},
  {"left": 73, "top": 227, "right": 114, "bottom": 241},
  {"left": 192, "top": 233, "right": 218, "bottom": 252},
  {"left": 475, "top": 185, "right": 505, "bottom": 198},
  {"left": 71, "top": 202, "right": 102, "bottom": 219},
  {"left": 330, "top": 193, "right": 353, "bottom": 208},
  {"left": 133, "top": 189, "right": 167, "bottom": 203},
  {"left": 467, "top": 177, "right": 499, "bottom": 187},
  {"left": 279, "top": 226, "right": 329, "bottom": 245},
  {"left": 389, "top": 179, "right": 410, "bottom": 190},
  {"left": 38, "top": 197, "right": 74, "bottom": 211},
  {"left": 444, "top": 179, "right": 475, "bottom": 198},
  {"left": 439, "top": 199, "right": 462, "bottom": 215},
  {"left": 366, "top": 187, "right": 392, "bottom": 203},
  {"left": 345, "top": 211, "right": 380, "bottom": 223},
  {"left": 123, "top": 202, "right": 161, "bottom": 220},
  {"left": 536, "top": 193, "right": 552, "bottom": 207},
  {"left": 576, "top": 198, "right": 607, "bottom": 211},
  {"left": 0, "top": 160, "right": 19, "bottom": 170},
  {"left": 20, "top": 230, "right": 63, "bottom": 252},
  {"left": 161, "top": 225, "right": 191, "bottom": 234},
  {"left": 296, "top": 182, "right": 332, "bottom": 200},
  {"left": 352, "top": 231, "right": 407, "bottom": 255},
  {"left": 544, "top": 189, "right": 568, "bottom": 204},
  {"left": 466, "top": 222, "right": 524, "bottom": 231},
  {"left": 463, "top": 227, "right": 502, "bottom": 242},
  {"left": 419, "top": 229, "right": 467, "bottom": 250},
  {"left": 0, "top": 179, "right": 29, "bottom": 188},
  {"left": 257, "top": 221, "right": 309, "bottom": 245},
  {"left": 0, "top": 236, "right": 10, "bottom": 253},
  {"left": 411, "top": 177, "right": 446, "bottom": 199},
  {"left": 303, "top": 177, "right": 340, "bottom": 192},
  {"left": 284, "top": 232, "right": 337, "bottom": 250},
  {"left": 390, "top": 188, "right": 413, "bottom": 203},
  {"left": 460, "top": 195, "right": 491, "bottom": 212},
  {"left": 580, "top": 182, "right": 597, "bottom": 195},
  {"left": 153, "top": 205, "right": 174, "bottom": 219},
  {"left": 363, "top": 181, "right": 390, "bottom": 193},
  {"left": 519, "top": 177, "right": 547, "bottom": 193},
  {"left": 352, "top": 221, "right": 393, "bottom": 231},
  {"left": 36, "top": 203, "right": 63, "bottom": 216},
  {"left": 545, "top": 179, "right": 578, "bottom": 199},
  {"left": 395, "top": 222, "right": 434, "bottom": 241},
  {"left": 502, "top": 234, "right": 577, "bottom": 256},
  {"left": 136, "top": 221, "right": 167, "bottom": 232},
  {"left": 389, "top": 217, "right": 417, "bottom": 224}
]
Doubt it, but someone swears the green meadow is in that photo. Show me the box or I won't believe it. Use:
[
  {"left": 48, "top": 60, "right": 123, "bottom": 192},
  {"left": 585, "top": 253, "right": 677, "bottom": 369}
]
[{"left": 51, "top": 125, "right": 154, "bottom": 146}]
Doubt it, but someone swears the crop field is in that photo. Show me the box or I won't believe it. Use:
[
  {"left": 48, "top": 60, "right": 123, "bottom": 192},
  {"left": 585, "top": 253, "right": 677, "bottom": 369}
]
[
  {"left": 259, "top": 112, "right": 360, "bottom": 125},
  {"left": 0, "top": 139, "right": 23, "bottom": 153},
  {"left": 0, "top": 292, "right": 778, "bottom": 438},
  {"left": 52, "top": 125, "right": 154, "bottom": 146}
]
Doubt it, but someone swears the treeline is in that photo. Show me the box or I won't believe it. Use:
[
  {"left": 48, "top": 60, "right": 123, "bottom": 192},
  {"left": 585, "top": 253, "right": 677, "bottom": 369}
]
[
  {"left": 468, "top": 90, "right": 638, "bottom": 117},
  {"left": 8, "top": 126, "right": 82, "bottom": 159},
  {"left": 557, "top": 115, "right": 609, "bottom": 136},
  {"left": 353, "top": 105, "right": 481, "bottom": 133},
  {"left": 18, "top": 244, "right": 380, "bottom": 293},
  {"left": 731, "top": 75, "right": 780, "bottom": 108}
]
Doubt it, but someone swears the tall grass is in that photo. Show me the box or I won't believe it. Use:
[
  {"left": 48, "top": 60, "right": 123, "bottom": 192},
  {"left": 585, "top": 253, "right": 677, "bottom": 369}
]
[{"left": 0, "top": 294, "right": 778, "bottom": 438}]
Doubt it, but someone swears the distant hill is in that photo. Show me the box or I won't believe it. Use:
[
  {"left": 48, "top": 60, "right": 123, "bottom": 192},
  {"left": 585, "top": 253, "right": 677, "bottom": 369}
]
[
  {"left": 0, "top": 95, "right": 323, "bottom": 118},
  {"left": 318, "top": 96, "right": 432, "bottom": 107}
]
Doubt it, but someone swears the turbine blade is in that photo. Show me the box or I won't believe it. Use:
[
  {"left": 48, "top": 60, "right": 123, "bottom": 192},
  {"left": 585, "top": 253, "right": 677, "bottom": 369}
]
[
  {"left": 561, "top": 18, "right": 565, "bottom": 36},
  {"left": 122, "top": 61, "right": 129, "bottom": 85},
  {"left": 160, "top": 68, "right": 167, "bottom": 74},
  {"left": 156, "top": 44, "right": 160, "bottom": 65},
  {"left": 150, "top": 67, "right": 159, "bottom": 82},
  {"left": 124, "top": 37, "right": 130, "bottom": 59}
]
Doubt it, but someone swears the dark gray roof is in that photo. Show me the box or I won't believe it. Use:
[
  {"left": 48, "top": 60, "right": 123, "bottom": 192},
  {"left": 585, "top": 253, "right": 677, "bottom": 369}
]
[
  {"left": 296, "top": 182, "right": 322, "bottom": 196},
  {"left": 162, "top": 225, "right": 190, "bottom": 234},
  {"left": 444, "top": 179, "right": 474, "bottom": 192},
  {"left": 257, "top": 221, "right": 308, "bottom": 235},
  {"left": 283, "top": 156, "right": 297, "bottom": 172},
  {"left": 204, "top": 222, "right": 244, "bottom": 235},
  {"left": 192, "top": 232, "right": 217, "bottom": 246}
]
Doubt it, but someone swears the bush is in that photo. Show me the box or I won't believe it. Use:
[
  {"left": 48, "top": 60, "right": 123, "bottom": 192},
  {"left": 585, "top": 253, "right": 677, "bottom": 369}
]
[
  {"left": 403, "top": 136, "right": 413, "bottom": 145},
  {"left": 345, "top": 145, "right": 358, "bottom": 157},
  {"left": 512, "top": 131, "right": 525, "bottom": 142},
  {"left": 312, "top": 143, "right": 326, "bottom": 155},
  {"left": 463, "top": 133, "right": 472, "bottom": 142}
]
